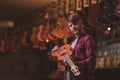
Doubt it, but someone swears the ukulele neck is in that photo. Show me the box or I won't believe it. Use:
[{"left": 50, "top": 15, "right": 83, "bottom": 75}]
[{"left": 61, "top": 53, "right": 75, "bottom": 68}]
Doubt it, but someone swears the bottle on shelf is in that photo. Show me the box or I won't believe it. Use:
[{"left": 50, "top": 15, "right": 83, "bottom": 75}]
[{"left": 96, "top": 51, "right": 104, "bottom": 68}]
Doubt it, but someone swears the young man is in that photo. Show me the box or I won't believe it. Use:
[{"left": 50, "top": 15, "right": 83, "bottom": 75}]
[{"left": 52, "top": 13, "right": 97, "bottom": 80}]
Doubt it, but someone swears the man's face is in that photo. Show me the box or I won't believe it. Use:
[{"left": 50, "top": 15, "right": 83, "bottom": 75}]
[{"left": 68, "top": 21, "right": 82, "bottom": 34}]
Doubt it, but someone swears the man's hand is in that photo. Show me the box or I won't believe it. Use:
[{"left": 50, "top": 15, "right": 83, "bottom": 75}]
[{"left": 51, "top": 45, "right": 59, "bottom": 52}]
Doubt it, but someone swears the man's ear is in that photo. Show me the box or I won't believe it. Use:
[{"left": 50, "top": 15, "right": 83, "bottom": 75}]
[{"left": 78, "top": 20, "right": 83, "bottom": 26}]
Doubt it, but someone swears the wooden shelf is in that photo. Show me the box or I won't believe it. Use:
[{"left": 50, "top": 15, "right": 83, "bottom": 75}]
[{"left": 96, "top": 65, "right": 120, "bottom": 70}]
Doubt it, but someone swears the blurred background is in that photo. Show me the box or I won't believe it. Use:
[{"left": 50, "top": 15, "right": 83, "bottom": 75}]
[{"left": 0, "top": 0, "right": 120, "bottom": 80}]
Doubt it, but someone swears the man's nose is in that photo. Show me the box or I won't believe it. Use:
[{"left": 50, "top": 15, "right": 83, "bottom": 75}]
[{"left": 71, "top": 25, "right": 75, "bottom": 28}]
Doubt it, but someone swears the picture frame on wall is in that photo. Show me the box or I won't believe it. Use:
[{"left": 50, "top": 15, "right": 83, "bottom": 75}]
[
  {"left": 76, "top": 0, "right": 82, "bottom": 11},
  {"left": 69, "top": 0, "right": 75, "bottom": 14},
  {"left": 84, "top": 0, "right": 89, "bottom": 7}
]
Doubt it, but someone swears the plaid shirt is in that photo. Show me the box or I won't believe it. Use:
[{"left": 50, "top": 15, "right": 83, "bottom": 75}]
[{"left": 67, "top": 34, "right": 97, "bottom": 80}]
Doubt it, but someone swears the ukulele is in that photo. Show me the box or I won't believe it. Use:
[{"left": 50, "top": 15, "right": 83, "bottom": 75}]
[
  {"left": 56, "top": 17, "right": 73, "bottom": 38},
  {"left": 22, "top": 31, "right": 28, "bottom": 46},
  {"left": 52, "top": 44, "right": 80, "bottom": 76},
  {"left": 37, "top": 25, "right": 45, "bottom": 42},
  {"left": 0, "top": 39, "right": 5, "bottom": 52},
  {"left": 115, "top": 1, "right": 120, "bottom": 17},
  {"left": 31, "top": 27, "right": 40, "bottom": 48}
]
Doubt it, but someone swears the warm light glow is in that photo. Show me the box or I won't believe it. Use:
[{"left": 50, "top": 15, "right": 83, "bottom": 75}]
[
  {"left": 107, "top": 27, "right": 111, "bottom": 31},
  {"left": 46, "top": 38, "right": 49, "bottom": 43}
]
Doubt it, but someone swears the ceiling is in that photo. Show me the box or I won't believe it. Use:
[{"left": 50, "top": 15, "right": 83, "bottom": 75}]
[
  {"left": 0, "top": 0, "right": 56, "bottom": 27},
  {"left": 0, "top": 0, "right": 119, "bottom": 29}
]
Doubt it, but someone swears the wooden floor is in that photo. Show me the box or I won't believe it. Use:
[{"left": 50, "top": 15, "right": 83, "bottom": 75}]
[
  {"left": 0, "top": 48, "right": 53, "bottom": 80},
  {"left": 0, "top": 47, "right": 120, "bottom": 80}
]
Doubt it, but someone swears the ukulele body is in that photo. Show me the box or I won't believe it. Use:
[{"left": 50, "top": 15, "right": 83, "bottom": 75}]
[{"left": 52, "top": 44, "right": 80, "bottom": 76}]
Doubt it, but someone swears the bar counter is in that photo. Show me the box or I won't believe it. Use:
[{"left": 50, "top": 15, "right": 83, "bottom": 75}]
[{"left": 95, "top": 66, "right": 120, "bottom": 80}]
